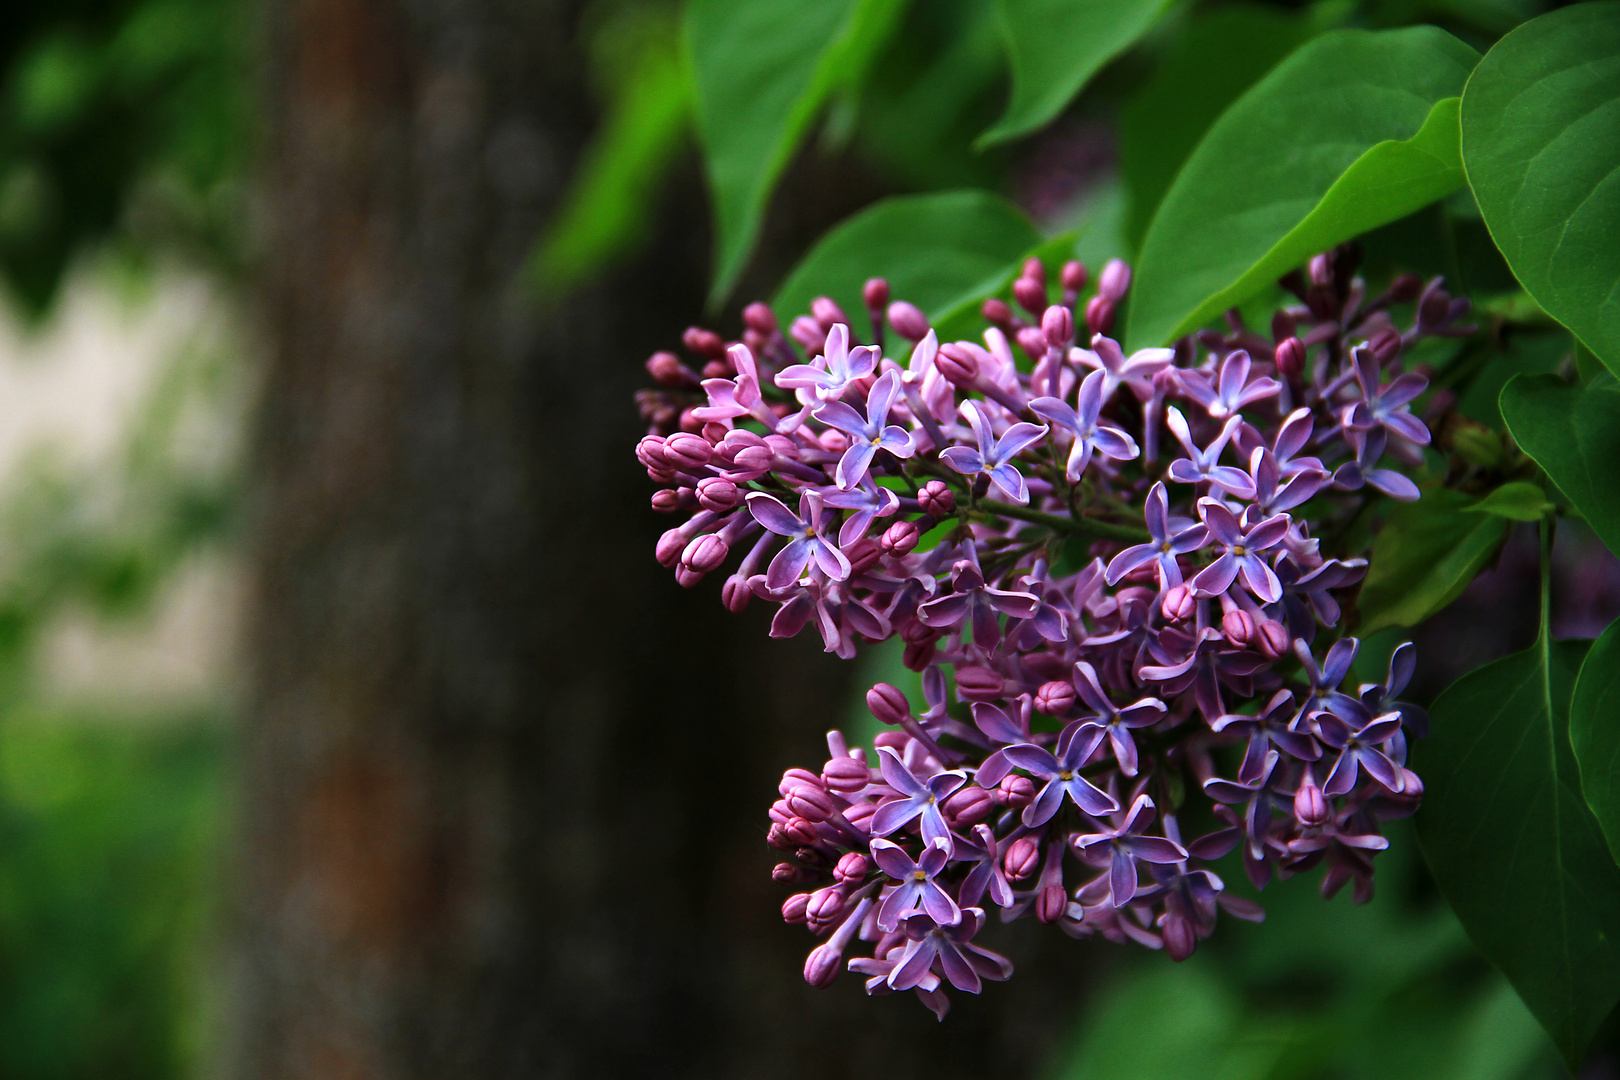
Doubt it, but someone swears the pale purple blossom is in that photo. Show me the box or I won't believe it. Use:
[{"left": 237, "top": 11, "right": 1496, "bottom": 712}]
[{"left": 939, "top": 400, "right": 1047, "bottom": 504}]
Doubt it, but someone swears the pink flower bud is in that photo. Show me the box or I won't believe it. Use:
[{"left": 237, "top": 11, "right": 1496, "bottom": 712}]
[
  {"left": 887, "top": 300, "right": 930, "bottom": 342},
  {"left": 1013, "top": 275, "right": 1048, "bottom": 317},
  {"left": 1308, "top": 253, "right": 1333, "bottom": 288},
  {"left": 944, "top": 785, "right": 994, "bottom": 827},
  {"left": 773, "top": 862, "right": 812, "bottom": 884},
  {"left": 664, "top": 431, "right": 712, "bottom": 470},
  {"left": 1037, "top": 883, "right": 1067, "bottom": 924},
  {"left": 935, "top": 343, "right": 980, "bottom": 387},
  {"left": 780, "top": 767, "right": 822, "bottom": 794},
  {"left": 834, "top": 852, "right": 870, "bottom": 884},
  {"left": 836, "top": 538, "right": 873, "bottom": 575},
  {"left": 1295, "top": 775, "right": 1329, "bottom": 827},
  {"left": 650, "top": 489, "right": 681, "bottom": 513},
  {"left": 807, "top": 886, "right": 845, "bottom": 926},
  {"left": 1387, "top": 273, "right": 1423, "bottom": 303},
  {"left": 1061, "top": 260, "right": 1087, "bottom": 293},
  {"left": 1004, "top": 837, "right": 1040, "bottom": 880},
  {"left": 811, "top": 296, "right": 849, "bottom": 331},
  {"left": 1035, "top": 679, "right": 1077, "bottom": 716},
  {"left": 1161, "top": 584, "right": 1196, "bottom": 622},
  {"left": 695, "top": 476, "right": 740, "bottom": 512},
  {"left": 782, "top": 892, "right": 811, "bottom": 924},
  {"left": 1042, "top": 305, "right": 1074, "bottom": 348},
  {"left": 822, "top": 756, "right": 870, "bottom": 793},
  {"left": 842, "top": 800, "right": 876, "bottom": 831},
  {"left": 646, "top": 350, "right": 698, "bottom": 388},
  {"left": 674, "top": 566, "right": 703, "bottom": 588},
  {"left": 1016, "top": 325, "right": 1048, "bottom": 361},
  {"left": 655, "top": 529, "right": 688, "bottom": 568},
  {"left": 1222, "top": 609, "right": 1257, "bottom": 648},
  {"left": 1256, "top": 619, "right": 1291, "bottom": 660},
  {"left": 954, "top": 666, "right": 1004, "bottom": 702},
  {"left": 866, "top": 682, "right": 911, "bottom": 725},
  {"left": 981, "top": 297, "right": 1015, "bottom": 329},
  {"left": 997, "top": 775, "right": 1036, "bottom": 811},
  {"left": 791, "top": 315, "right": 826, "bottom": 354},
  {"left": 881, "top": 519, "right": 920, "bottom": 557},
  {"left": 683, "top": 325, "right": 726, "bottom": 361},
  {"left": 721, "top": 574, "right": 752, "bottom": 613},
  {"left": 1163, "top": 914, "right": 1198, "bottom": 961},
  {"left": 699, "top": 361, "right": 727, "bottom": 380},
  {"left": 1367, "top": 326, "right": 1402, "bottom": 365},
  {"left": 1097, "top": 258, "right": 1132, "bottom": 300},
  {"left": 803, "top": 941, "right": 843, "bottom": 987},
  {"left": 1022, "top": 257, "right": 1047, "bottom": 285},
  {"left": 918, "top": 480, "right": 956, "bottom": 518},
  {"left": 636, "top": 434, "right": 671, "bottom": 470},
  {"left": 682, "top": 533, "right": 728, "bottom": 574},
  {"left": 743, "top": 301, "right": 777, "bottom": 334},
  {"left": 1085, "top": 294, "right": 1116, "bottom": 336},
  {"left": 732, "top": 445, "right": 772, "bottom": 476},
  {"left": 902, "top": 638, "right": 936, "bottom": 671},
  {"left": 767, "top": 823, "right": 793, "bottom": 850},
  {"left": 863, "top": 277, "right": 890, "bottom": 310},
  {"left": 1274, "top": 337, "right": 1306, "bottom": 380},
  {"left": 782, "top": 817, "right": 820, "bottom": 846}
]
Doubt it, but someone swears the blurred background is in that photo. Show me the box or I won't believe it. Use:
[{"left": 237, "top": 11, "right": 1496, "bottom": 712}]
[{"left": 0, "top": 0, "right": 1612, "bottom": 1078}]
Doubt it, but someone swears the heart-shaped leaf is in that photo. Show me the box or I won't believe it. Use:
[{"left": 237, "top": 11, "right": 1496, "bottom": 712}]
[
  {"left": 1461, "top": 2, "right": 1620, "bottom": 377},
  {"left": 1357, "top": 487, "right": 1511, "bottom": 634},
  {"left": 976, "top": 0, "right": 1169, "bottom": 149},
  {"left": 1126, "top": 27, "right": 1479, "bottom": 349},
  {"left": 1571, "top": 617, "right": 1620, "bottom": 866},
  {"left": 1415, "top": 635, "right": 1620, "bottom": 1069},
  {"left": 1500, "top": 373, "right": 1620, "bottom": 557}
]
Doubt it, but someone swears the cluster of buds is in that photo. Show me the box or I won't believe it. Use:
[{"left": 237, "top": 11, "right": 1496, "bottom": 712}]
[{"left": 635, "top": 246, "right": 1471, "bottom": 1019}]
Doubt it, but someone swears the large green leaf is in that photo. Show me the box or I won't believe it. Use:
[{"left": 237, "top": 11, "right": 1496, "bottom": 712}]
[
  {"left": 1415, "top": 634, "right": 1620, "bottom": 1069},
  {"left": 1118, "top": 5, "right": 1312, "bottom": 249},
  {"left": 1357, "top": 488, "right": 1511, "bottom": 634},
  {"left": 1571, "top": 617, "right": 1620, "bottom": 866},
  {"left": 976, "top": 0, "right": 1169, "bottom": 149},
  {"left": 1500, "top": 373, "right": 1620, "bottom": 557},
  {"left": 1126, "top": 28, "right": 1479, "bottom": 350},
  {"left": 685, "top": 0, "right": 908, "bottom": 306},
  {"left": 1461, "top": 2, "right": 1620, "bottom": 377},
  {"left": 771, "top": 190, "right": 1041, "bottom": 340}
]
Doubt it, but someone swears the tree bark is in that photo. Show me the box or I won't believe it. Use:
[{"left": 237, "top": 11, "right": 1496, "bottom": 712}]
[{"left": 236, "top": 1, "right": 1089, "bottom": 1077}]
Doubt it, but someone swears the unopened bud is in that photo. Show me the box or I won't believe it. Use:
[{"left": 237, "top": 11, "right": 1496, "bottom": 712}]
[
  {"left": 944, "top": 785, "right": 994, "bottom": 827},
  {"left": 998, "top": 775, "right": 1036, "bottom": 810},
  {"left": 823, "top": 757, "right": 870, "bottom": 793},
  {"left": 674, "top": 565, "right": 704, "bottom": 588},
  {"left": 721, "top": 574, "right": 752, "bottom": 614},
  {"left": 1013, "top": 275, "right": 1048, "bottom": 317},
  {"left": 786, "top": 787, "right": 836, "bottom": 823},
  {"left": 655, "top": 529, "right": 688, "bottom": 568},
  {"left": 742, "top": 301, "right": 777, "bottom": 334},
  {"left": 1274, "top": 337, "right": 1306, "bottom": 380},
  {"left": 902, "top": 638, "right": 936, "bottom": 671},
  {"left": 773, "top": 862, "right": 812, "bottom": 884},
  {"left": 807, "top": 886, "right": 845, "bottom": 924},
  {"left": 1085, "top": 294, "right": 1116, "bottom": 336},
  {"left": 1367, "top": 327, "right": 1402, "bottom": 365},
  {"left": 1042, "top": 305, "right": 1074, "bottom": 348},
  {"left": 834, "top": 851, "right": 870, "bottom": 884},
  {"left": 683, "top": 326, "right": 726, "bottom": 360},
  {"left": 782, "top": 817, "right": 820, "bottom": 846},
  {"left": 695, "top": 476, "right": 740, "bottom": 512},
  {"left": 1022, "top": 256, "right": 1047, "bottom": 285},
  {"left": 1418, "top": 285, "right": 1453, "bottom": 330},
  {"left": 1294, "top": 775, "right": 1330, "bottom": 827},
  {"left": 863, "top": 277, "right": 890, "bottom": 311},
  {"left": 1257, "top": 619, "right": 1291, "bottom": 660},
  {"left": 664, "top": 432, "right": 712, "bottom": 470},
  {"left": 803, "top": 940, "right": 843, "bottom": 987},
  {"left": 1004, "top": 837, "right": 1040, "bottom": 880},
  {"left": 791, "top": 315, "right": 826, "bottom": 354},
  {"left": 1308, "top": 254, "right": 1334, "bottom": 288},
  {"left": 845, "top": 537, "right": 882, "bottom": 575},
  {"left": 881, "top": 519, "right": 920, "bottom": 557},
  {"left": 1017, "top": 325, "right": 1049, "bottom": 360},
  {"left": 1035, "top": 680, "right": 1077, "bottom": 716},
  {"left": 935, "top": 343, "right": 980, "bottom": 386},
  {"left": 1387, "top": 273, "right": 1423, "bottom": 303},
  {"left": 636, "top": 434, "right": 671, "bottom": 472},
  {"left": 982, "top": 297, "right": 1016, "bottom": 329},
  {"left": 866, "top": 682, "right": 911, "bottom": 725},
  {"left": 782, "top": 892, "right": 811, "bottom": 924},
  {"left": 650, "top": 489, "right": 682, "bottom": 513},
  {"left": 1163, "top": 915, "right": 1198, "bottom": 961},
  {"left": 682, "top": 534, "right": 729, "bottom": 574},
  {"left": 954, "top": 666, "right": 1004, "bottom": 702},
  {"left": 1037, "top": 883, "right": 1067, "bottom": 924},
  {"left": 1162, "top": 584, "right": 1196, "bottom": 622},
  {"left": 1061, "top": 260, "right": 1087, "bottom": 294},
  {"left": 1222, "top": 609, "right": 1257, "bottom": 648},
  {"left": 887, "top": 300, "right": 930, "bottom": 342},
  {"left": 811, "top": 296, "right": 849, "bottom": 331},
  {"left": 646, "top": 351, "right": 698, "bottom": 387},
  {"left": 1097, "top": 258, "right": 1132, "bottom": 300},
  {"left": 918, "top": 480, "right": 955, "bottom": 517}
]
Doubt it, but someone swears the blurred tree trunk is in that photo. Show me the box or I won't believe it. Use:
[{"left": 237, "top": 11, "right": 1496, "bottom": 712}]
[{"left": 236, "top": 1, "right": 1086, "bottom": 1078}]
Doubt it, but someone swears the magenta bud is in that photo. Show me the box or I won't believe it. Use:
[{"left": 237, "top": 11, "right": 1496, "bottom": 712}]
[
  {"left": 732, "top": 445, "right": 773, "bottom": 476},
  {"left": 845, "top": 537, "right": 883, "bottom": 575},
  {"left": 1016, "top": 325, "right": 1048, "bottom": 360},
  {"left": 811, "top": 296, "right": 849, "bottom": 331},
  {"left": 782, "top": 817, "right": 820, "bottom": 846},
  {"left": 650, "top": 489, "right": 681, "bottom": 513},
  {"left": 767, "top": 823, "right": 793, "bottom": 850},
  {"left": 822, "top": 757, "right": 870, "bottom": 794},
  {"left": 664, "top": 432, "right": 713, "bottom": 470},
  {"left": 1036, "top": 883, "right": 1067, "bottom": 924},
  {"left": 807, "top": 886, "right": 845, "bottom": 925},
  {"left": 646, "top": 350, "right": 698, "bottom": 388},
  {"left": 780, "top": 767, "right": 822, "bottom": 793},
  {"left": 1295, "top": 776, "right": 1330, "bottom": 827},
  {"left": 1274, "top": 337, "right": 1306, "bottom": 380},
  {"left": 695, "top": 476, "right": 740, "bottom": 512},
  {"left": 918, "top": 480, "right": 956, "bottom": 518},
  {"left": 1013, "top": 275, "right": 1048, "bottom": 317},
  {"left": 954, "top": 665, "right": 1004, "bottom": 702},
  {"left": 803, "top": 941, "right": 842, "bottom": 988},
  {"left": 782, "top": 892, "right": 811, "bottom": 924},
  {"left": 773, "top": 862, "right": 812, "bottom": 885},
  {"left": 902, "top": 638, "right": 936, "bottom": 672},
  {"left": 881, "top": 519, "right": 920, "bottom": 557},
  {"left": 791, "top": 315, "right": 826, "bottom": 354},
  {"left": 786, "top": 788, "right": 836, "bottom": 824},
  {"left": 699, "top": 361, "right": 727, "bottom": 381},
  {"left": 1004, "top": 838, "right": 1040, "bottom": 881},
  {"left": 721, "top": 574, "right": 752, "bottom": 614},
  {"left": 1367, "top": 326, "right": 1402, "bottom": 365},
  {"left": 635, "top": 434, "right": 670, "bottom": 469},
  {"left": 866, "top": 682, "right": 911, "bottom": 725},
  {"left": 683, "top": 325, "right": 726, "bottom": 361},
  {"left": 1061, "top": 260, "right": 1087, "bottom": 293},
  {"left": 743, "top": 301, "right": 778, "bottom": 334},
  {"left": 1097, "top": 258, "right": 1132, "bottom": 301},
  {"left": 1035, "top": 679, "right": 1077, "bottom": 716},
  {"left": 944, "top": 785, "right": 994, "bottom": 827},
  {"left": 1164, "top": 915, "right": 1198, "bottom": 961},
  {"left": 1022, "top": 257, "right": 1047, "bottom": 285},
  {"left": 1222, "top": 609, "right": 1257, "bottom": 648},
  {"left": 834, "top": 852, "right": 870, "bottom": 885},
  {"left": 997, "top": 775, "right": 1036, "bottom": 811},
  {"left": 1256, "top": 619, "right": 1291, "bottom": 660},
  {"left": 682, "top": 534, "right": 729, "bottom": 574},
  {"left": 674, "top": 566, "right": 704, "bottom": 588},
  {"left": 1162, "top": 584, "right": 1196, "bottom": 622},
  {"left": 819, "top": 427, "right": 850, "bottom": 454},
  {"left": 886, "top": 300, "right": 930, "bottom": 342},
  {"left": 1308, "top": 253, "right": 1334, "bottom": 288},
  {"left": 981, "top": 297, "right": 1016, "bottom": 329},
  {"left": 863, "top": 277, "right": 890, "bottom": 310},
  {"left": 1085, "top": 294, "right": 1116, "bottom": 336},
  {"left": 655, "top": 529, "right": 688, "bottom": 568},
  {"left": 935, "top": 343, "right": 980, "bottom": 387},
  {"left": 1042, "top": 305, "right": 1074, "bottom": 348}
]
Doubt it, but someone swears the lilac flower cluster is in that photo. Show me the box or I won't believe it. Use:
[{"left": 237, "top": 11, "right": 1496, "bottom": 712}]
[{"left": 635, "top": 249, "right": 1473, "bottom": 1019}]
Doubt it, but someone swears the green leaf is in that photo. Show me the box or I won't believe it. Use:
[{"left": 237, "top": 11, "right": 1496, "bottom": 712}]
[
  {"left": 1357, "top": 488, "right": 1511, "bottom": 634},
  {"left": 1126, "top": 27, "right": 1479, "bottom": 350},
  {"left": 976, "top": 0, "right": 1169, "bottom": 149},
  {"left": 685, "top": 0, "right": 909, "bottom": 306},
  {"left": 1461, "top": 2, "right": 1620, "bottom": 378},
  {"left": 1571, "top": 617, "right": 1620, "bottom": 867},
  {"left": 1464, "top": 480, "right": 1551, "bottom": 522},
  {"left": 1415, "top": 635, "right": 1620, "bottom": 1069},
  {"left": 1118, "top": 5, "right": 1313, "bottom": 249},
  {"left": 528, "top": 27, "right": 691, "bottom": 293},
  {"left": 771, "top": 190, "right": 1041, "bottom": 340},
  {"left": 1500, "top": 373, "right": 1620, "bottom": 557}
]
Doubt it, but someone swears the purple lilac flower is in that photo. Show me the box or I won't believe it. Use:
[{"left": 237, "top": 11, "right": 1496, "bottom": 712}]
[
  {"left": 814, "top": 370, "right": 916, "bottom": 489},
  {"left": 870, "top": 747, "right": 965, "bottom": 851},
  {"left": 775, "top": 323, "right": 879, "bottom": 402},
  {"left": 1030, "top": 368, "right": 1140, "bottom": 481},
  {"left": 1002, "top": 720, "right": 1119, "bottom": 825},
  {"left": 746, "top": 490, "right": 852, "bottom": 589},
  {"left": 1343, "top": 344, "right": 1429, "bottom": 446},
  {"left": 1317, "top": 703, "right": 1405, "bottom": 796},
  {"left": 882, "top": 909, "right": 1014, "bottom": 995},
  {"left": 1191, "top": 498, "right": 1291, "bottom": 603},
  {"left": 1212, "top": 689, "right": 1322, "bottom": 785},
  {"left": 1074, "top": 335, "right": 1174, "bottom": 402},
  {"left": 1073, "top": 795, "right": 1190, "bottom": 908},
  {"left": 872, "top": 838, "right": 961, "bottom": 930},
  {"left": 1180, "top": 350, "right": 1282, "bottom": 420},
  {"left": 917, "top": 555, "right": 1042, "bottom": 648},
  {"left": 939, "top": 400, "right": 1048, "bottom": 504},
  {"left": 1069, "top": 660, "right": 1166, "bottom": 776},
  {"left": 1165, "top": 408, "right": 1256, "bottom": 497},
  {"left": 1106, "top": 481, "right": 1209, "bottom": 590},
  {"left": 819, "top": 477, "right": 901, "bottom": 546}
]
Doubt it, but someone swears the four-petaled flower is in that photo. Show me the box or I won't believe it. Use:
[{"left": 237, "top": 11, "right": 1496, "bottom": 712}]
[
  {"left": 872, "top": 837, "right": 961, "bottom": 930},
  {"left": 1069, "top": 660, "right": 1165, "bottom": 776},
  {"left": 917, "top": 556, "right": 1041, "bottom": 648},
  {"left": 1073, "top": 795, "right": 1190, "bottom": 908},
  {"left": 939, "top": 400, "right": 1048, "bottom": 505},
  {"left": 1179, "top": 350, "right": 1281, "bottom": 420},
  {"left": 775, "top": 323, "right": 879, "bottom": 402},
  {"left": 746, "top": 490, "right": 852, "bottom": 589},
  {"left": 1030, "top": 368, "right": 1140, "bottom": 482},
  {"left": 1190, "top": 497, "right": 1290, "bottom": 603},
  {"left": 1073, "top": 335, "right": 1174, "bottom": 403},
  {"left": 1342, "top": 344, "right": 1430, "bottom": 446},
  {"left": 881, "top": 909, "right": 1014, "bottom": 995},
  {"left": 1316, "top": 702, "right": 1405, "bottom": 796},
  {"left": 1165, "top": 408, "right": 1255, "bottom": 498},
  {"left": 1106, "top": 481, "right": 1209, "bottom": 590},
  {"left": 813, "top": 370, "right": 916, "bottom": 489},
  {"left": 870, "top": 746, "right": 966, "bottom": 851},
  {"left": 1002, "top": 720, "right": 1120, "bottom": 826}
]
